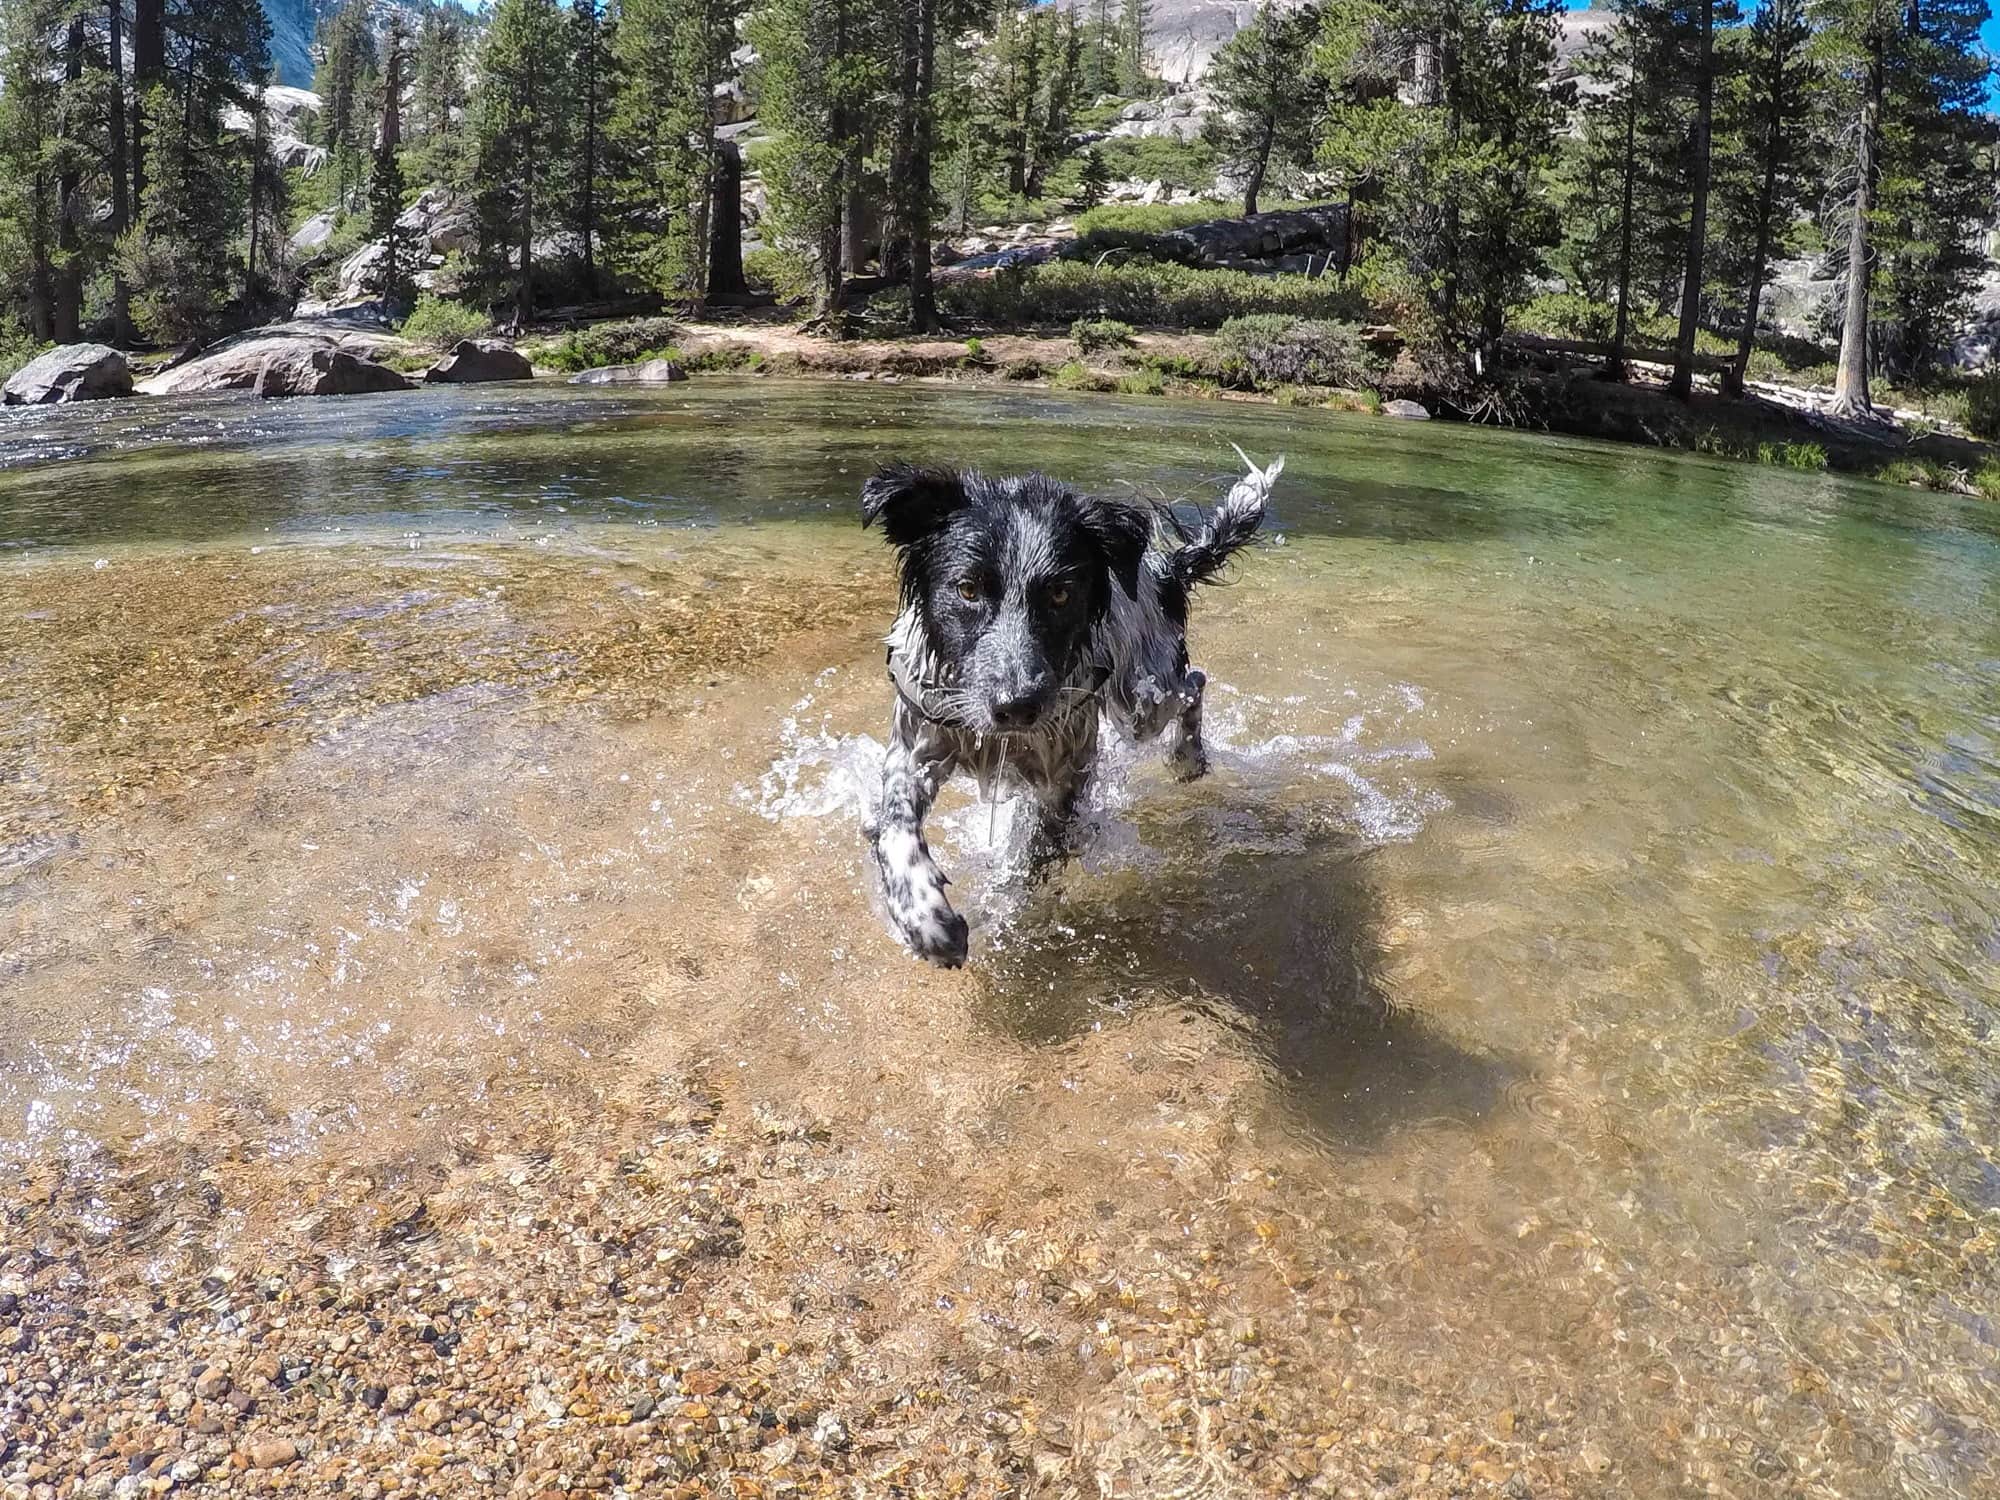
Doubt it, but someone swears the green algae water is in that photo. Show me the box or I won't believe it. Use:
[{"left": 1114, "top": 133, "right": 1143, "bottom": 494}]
[{"left": 4, "top": 380, "right": 1999, "bottom": 1497}]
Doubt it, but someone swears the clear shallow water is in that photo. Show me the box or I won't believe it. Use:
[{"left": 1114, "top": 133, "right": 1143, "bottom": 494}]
[{"left": 5, "top": 380, "right": 2000, "bottom": 1496}]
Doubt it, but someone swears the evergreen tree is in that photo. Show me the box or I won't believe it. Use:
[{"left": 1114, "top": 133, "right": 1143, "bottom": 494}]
[
  {"left": 610, "top": 0, "right": 740, "bottom": 303},
  {"left": 1083, "top": 0, "right": 1116, "bottom": 95},
  {"left": 316, "top": 0, "right": 379, "bottom": 214},
  {"left": 570, "top": 0, "right": 614, "bottom": 298},
  {"left": 369, "top": 21, "right": 417, "bottom": 308},
  {"left": 1713, "top": 0, "right": 1813, "bottom": 396},
  {"left": 1116, "top": 0, "right": 1150, "bottom": 94},
  {"left": 412, "top": 7, "right": 471, "bottom": 190},
  {"left": 751, "top": 0, "right": 881, "bottom": 315},
  {"left": 0, "top": 0, "right": 64, "bottom": 342},
  {"left": 1666, "top": 0, "right": 1733, "bottom": 399},
  {"left": 246, "top": 73, "right": 292, "bottom": 313},
  {"left": 1319, "top": 0, "right": 1568, "bottom": 352},
  {"left": 471, "top": 0, "right": 571, "bottom": 326},
  {"left": 118, "top": 0, "right": 273, "bottom": 342},
  {"left": 1076, "top": 144, "right": 1111, "bottom": 207},
  {"left": 1207, "top": 2, "right": 1323, "bottom": 216}
]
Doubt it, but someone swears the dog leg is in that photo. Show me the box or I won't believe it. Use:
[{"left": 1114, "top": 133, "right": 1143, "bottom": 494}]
[
  {"left": 1167, "top": 668, "right": 1209, "bottom": 781},
  {"left": 867, "top": 710, "right": 967, "bottom": 967}
]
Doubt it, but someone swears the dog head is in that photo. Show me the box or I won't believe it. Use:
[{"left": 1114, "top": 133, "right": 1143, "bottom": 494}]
[{"left": 863, "top": 464, "right": 1152, "bottom": 732}]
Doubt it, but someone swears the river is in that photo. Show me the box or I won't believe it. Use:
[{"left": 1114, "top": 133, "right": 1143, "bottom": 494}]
[{"left": 3, "top": 380, "right": 1998, "bottom": 1497}]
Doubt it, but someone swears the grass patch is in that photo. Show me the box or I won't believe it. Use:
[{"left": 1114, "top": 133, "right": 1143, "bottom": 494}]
[
  {"left": 939, "top": 260, "right": 1368, "bottom": 331},
  {"left": 1756, "top": 440, "right": 1827, "bottom": 471},
  {"left": 1001, "top": 357, "right": 1046, "bottom": 381},
  {"left": 398, "top": 293, "right": 493, "bottom": 353},
  {"left": 524, "top": 317, "right": 684, "bottom": 373},
  {"left": 1115, "top": 367, "right": 1166, "bottom": 396}
]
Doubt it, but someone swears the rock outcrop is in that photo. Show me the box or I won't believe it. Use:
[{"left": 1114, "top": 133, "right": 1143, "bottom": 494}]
[
  {"left": 2, "top": 343, "right": 133, "bottom": 405},
  {"left": 1159, "top": 204, "right": 1349, "bottom": 267},
  {"left": 141, "top": 329, "right": 412, "bottom": 399},
  {"left": 568, "top": 359, "right": 687, "bottom": 386},
  {"left": 425, "top": 340, "right": 534, "bottom": 384}
]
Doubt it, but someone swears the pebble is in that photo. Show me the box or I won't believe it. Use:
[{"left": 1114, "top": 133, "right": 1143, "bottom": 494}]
[
  {"left": 384, "top": 1384, "right": 417, "bottom": 1414},
  {"left": 246, "top": 1438, "right": 298, "bottom": 1469}
]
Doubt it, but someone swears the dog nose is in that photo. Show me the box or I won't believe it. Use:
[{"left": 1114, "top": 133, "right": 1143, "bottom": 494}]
[{"left": 990, "top": 690, "right": 1048, "bottom": 730}]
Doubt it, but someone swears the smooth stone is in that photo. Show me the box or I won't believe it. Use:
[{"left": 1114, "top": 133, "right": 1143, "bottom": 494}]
[
  {"left": 424, "top": 339, "right": 533, "bottom": 384},
  {"left": 567, "top": 358, "right": 687, "bottom": 386},
  {"left": 3, "top": 343, "right": 133, "bottom": 405},
  {"left": 1382, "top": 399, "right": 1432, "bottom": 420}
]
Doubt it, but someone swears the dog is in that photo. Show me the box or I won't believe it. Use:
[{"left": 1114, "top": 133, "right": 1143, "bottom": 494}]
[{"left": 860, "top": 447, "right": 1284, "bottom": 966}]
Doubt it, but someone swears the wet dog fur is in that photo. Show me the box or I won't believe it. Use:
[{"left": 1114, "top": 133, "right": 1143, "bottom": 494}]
[{"left": 860, "top": 449, "right": 1283, "bottom": 966}]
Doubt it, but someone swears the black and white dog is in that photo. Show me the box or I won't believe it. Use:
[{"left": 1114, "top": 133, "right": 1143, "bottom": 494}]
[{"left": 860, "top": 448, "right": 1284, "bottom": 966}]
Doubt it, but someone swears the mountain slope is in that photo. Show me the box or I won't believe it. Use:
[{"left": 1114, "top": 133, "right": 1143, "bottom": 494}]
[{"left": 264, "top": 0, "right": 318, "bottom": 88}]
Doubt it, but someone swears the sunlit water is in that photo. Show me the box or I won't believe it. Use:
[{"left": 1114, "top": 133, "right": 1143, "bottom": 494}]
[{"left": 4, "top": 381, "right": 1999, "bottom": 1496}]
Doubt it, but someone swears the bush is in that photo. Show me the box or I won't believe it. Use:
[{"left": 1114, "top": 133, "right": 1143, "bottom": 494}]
[
  {"left": 1001, "top": 357, "right": 1046, "bottom": 381},
  {"left": 528, "top": 317, "right": 683, "bottom": 373},
  {"left": 1975, "top": 462, "right": 2000, "bottom": 501},
  {"left": 1116, "top": 367, "right": 1166, "bottom": 395},
  {"left": 1513, "top": 293, "right": 1615, "bottom": 342},
  {"left": 1051, "top": 360, "right": 1114, "bottom": 392},
  {"left": 938, "top": 260, "right": 1366, "bottom": 331},
  {"left": 1965, "top": 371, "right": 2000, "bottom": 441},
  {"left": 1095, "top": 136, "right": 1219, "bottom": 194},
  {"left": 744, "top": 246, "right": 814, "bottom": 303},
  {"left": 0, "top": 333, "right": 50, "bottom": 382},
  {"left": 1072, "top": 201, "right": 1231, "bottom": 239},
  {"left": 398, "top": 294, "right": 493, "bottom": 352},
  {"left": 1214, "top": 315, "right": 1384, "bottom": 390},
  {"left": 1071, "top": 317, "right": 1135, "bottom": 354}
]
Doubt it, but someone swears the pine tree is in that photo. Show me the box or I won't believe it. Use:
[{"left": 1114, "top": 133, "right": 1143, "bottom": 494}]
[
  {"left": 471, "top": 0, "right": 572, "bottom": 326},
  {"left": 1084, "top": 0, "right": 1116, "bottom": 96},
  {"left": 570, "top": 0, "right": 614, "bottom": 298},
  {"left": 1666, "top": 0, "right": 1732, "bottom": 399},
  {"left": 1872, "top": 0, "right": 1992, "bottom": 380},
  {"left": 0, "top": 0, "right": 64, "bottom": 342},
  {"left": 1713, "top": 0, "right": 1812, "bottom": 396},
  {"left": 611, "top": 0, "right": 740, "bottom": 303},
  {"left": 369, "top": 21, "right": 416, "bottom": 308},
  {"left": 751, "top": 0, "right": 881, "bottom": 315},
  {"left": 1116, "top": 0, "right": 1150, "bottom": 94},
  {"left": 246, "top": 75, "right": 292, "bottom": 313},
  {"left": 118, "top": 0, "right": 273, "bottom": 342},
  {"left": 1076, "top": 145, "right": 1111, "bottom": 208},
  {"left": 412, "top": 8, "right": 471, "bottom": 190},
  {"left": 1207, "top": 2, "right": 1323, "bottom": 216},
  {"left": 316, "top": 0, "right": 379, "bottom": 215},
  {"left": 1319, "top": 0, "right": 1568, "bottom": 353}
]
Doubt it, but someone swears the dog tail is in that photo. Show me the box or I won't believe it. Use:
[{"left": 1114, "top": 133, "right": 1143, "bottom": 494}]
[{"left": 1168, "top": 445, "right": 1284, "bottom": 590}]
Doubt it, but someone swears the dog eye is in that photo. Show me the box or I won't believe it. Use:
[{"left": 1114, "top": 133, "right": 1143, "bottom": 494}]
[
  {"left": 1047, "top": 583, "right": 1071, "bottom": 607},
  {"left": 955, "top": 577, "right": 983, "bottom": 603}
]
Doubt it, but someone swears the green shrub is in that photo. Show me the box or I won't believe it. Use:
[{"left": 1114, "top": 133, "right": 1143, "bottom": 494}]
[
  {"left": 1974, "top": 462, "right": 2000, "bottom": 501},
  {"left": 1514, "top": 293, "right": 1615, "bottom": 342},
  {"left": 1214, "top": 315, "right": 1384, "bottom": 390},
  {"left": 0, "top": 333, "right": 50, "bottom": 381},
  {"left": 1001, "top": 357, "right": 1046, "bottom": 380},
  {"left": 743, "top": 246, "right": 814, "bottom": 303},
  {"left": 963, "top": 336, "right": 987, "bottom": 364},
  {"left": 1273, "top": 384, "right": 1327, "bottom": 408},
  {"left": 1116, "top": 367, "right": 1166, "bottom": 395},
  {"left": 1051, "top": 360, "right": 1114, "bottom": 392},
  {"left": 398, "top": 294, "right": 493, "bottom": 352},
  {"left": 1071, "top": 201, "right": 1231, "bottom": 239},
  {"left": 938, "top": 260, "right": 1366, "bottom": 330},
  {"left": 529, "top": 317, "right": 685, "bottom": 373},
  {"left": 1964, "top": 370, "right": 2000, "bottom": 441},
  {"left": 1756, "top": 440, "right": 1827, "bottom": 471},
  {"left": 1095, "top": 136, "right": 1219, "bottom": 193},
  {"left": 1071, "top": 317, "right": 1135, "bottom": 354}
]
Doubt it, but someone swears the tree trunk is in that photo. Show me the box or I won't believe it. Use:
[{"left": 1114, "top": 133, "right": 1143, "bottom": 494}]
[
  {"left": 707, "top": 139, "right": 747, "bottom": 297},
  {"left": 53, "top": 15, "right": 85, "bottom": 343},
  {"left": 578, "top": 20, "right": 598, "bottom": 297},
  {"left": 1829, "top": 37, "right": 1881, "bottom": 418},
  {"left": 132, "top": 0, "right": 164, "bottom": 209},
  {"left": 909, "top": 0, "right": 937, "bottom": 333},
  {"left": 1607, "top": 73, "right": 1637, "bottom": 380},
  {"left": 1668, "top": 0, "right": 1714, "bottom": 400},
  {"left": 1723, "top": 66, "right": 1787, "bottom": 399},
  {"left": 107, "top": 0, "right": 132, "bottom": 342},
  {"left": 1243, "top": 114, "right": 1273, "bottom": 217},
  {"left": 842, "top": 163, "right": 868, "bottom": 275}
]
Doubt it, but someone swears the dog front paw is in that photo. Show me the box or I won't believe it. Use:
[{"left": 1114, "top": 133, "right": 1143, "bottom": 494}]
[{"left": 901, "top": 905, "right": 970, "bottom": 968}]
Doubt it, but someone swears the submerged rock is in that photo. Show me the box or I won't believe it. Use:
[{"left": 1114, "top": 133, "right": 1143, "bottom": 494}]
[
  {"left": 568, "top": 358, "right": 687, "bottom": 386},
  {"left": 426, "top": 339, "right": 533, "bottom": 384},
  {"left": 144, "top": 331, "right": 411, "bottom": 399},
  {"left": 3, "top": 343, "right": 133, "bottom": 405}
]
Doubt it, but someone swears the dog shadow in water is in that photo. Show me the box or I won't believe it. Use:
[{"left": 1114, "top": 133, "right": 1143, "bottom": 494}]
[{"left": 970, "top": 794, "right": 1514, "bottom": 1150}]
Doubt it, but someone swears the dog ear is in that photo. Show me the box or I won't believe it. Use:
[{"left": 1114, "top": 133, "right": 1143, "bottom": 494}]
[
  {"left": 861, "top": 464, "right": 968, "bottom": 549},
  {"left": 1079, "top": 497, "right": 1152, "bottom": 600}
]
